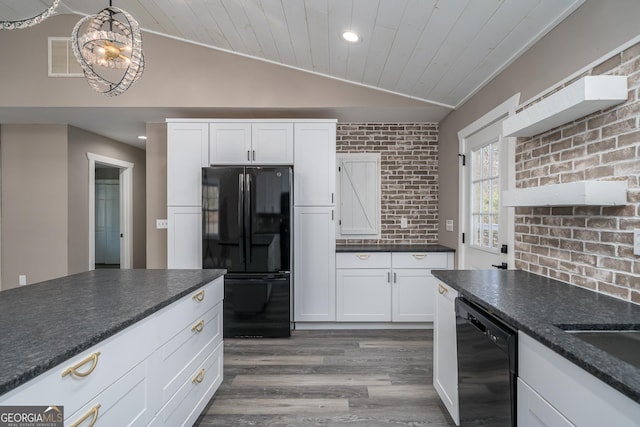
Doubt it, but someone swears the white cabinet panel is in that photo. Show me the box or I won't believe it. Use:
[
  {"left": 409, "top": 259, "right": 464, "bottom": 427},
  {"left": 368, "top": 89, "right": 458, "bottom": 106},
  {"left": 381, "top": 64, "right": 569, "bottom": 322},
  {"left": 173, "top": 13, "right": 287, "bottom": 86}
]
[
  {"left": 517, "top": 379, "right": 575, "bottom": 427},
  {"left": 337, "top": 269, "right": 391, "bottom": 321},
  {"left": 168, "top": 206, "right": 201, "bottom": 269},
  {"left": 209, "top": 122, "right": 252, "bottom": 164},
  {"left": 294, "top": 206, "right": 335, "bottom": 321},
  {"left": 167, "top": 122, "right": 209, "bottom": 206},
  {"left": 294, "top": 122, "right": 336, "bottom": 206},
  {"left": 209, "top": 122, "right": 293, "bottom": 165},
  {"left": 433, "top": 282, "right": 459, "bottom": 425},
  {"left": 252, "top": 122, "right": 293, "bottom": 164},
  {"left": 392, "top": 269, "right": 434, "bottom": 322}
]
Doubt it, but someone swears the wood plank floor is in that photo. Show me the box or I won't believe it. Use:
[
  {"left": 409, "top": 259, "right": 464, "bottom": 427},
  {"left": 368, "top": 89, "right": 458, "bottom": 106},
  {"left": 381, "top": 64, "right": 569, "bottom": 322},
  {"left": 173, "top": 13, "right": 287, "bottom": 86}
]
[{"left": 194, "top": 329, "right": 456, "bottom": 426}]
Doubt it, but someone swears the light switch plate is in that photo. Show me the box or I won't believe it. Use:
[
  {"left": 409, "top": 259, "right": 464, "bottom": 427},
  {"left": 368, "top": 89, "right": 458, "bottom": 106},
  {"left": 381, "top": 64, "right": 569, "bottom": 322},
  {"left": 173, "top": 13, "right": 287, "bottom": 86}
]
[
  {"left": 446, "top": 219, "right": 454, "bottom": 232},
  {"left": 19, "top": 275, "right": 26, "bottom": 286},
  {"left": 400, "top": 217, "right": 408, "bottom": 229},
  {"left": 634, "top": 228, "right": 640, "bottom": 256},
  {"left": 156, "top": 219, "right": 168, "bottom": 229}
]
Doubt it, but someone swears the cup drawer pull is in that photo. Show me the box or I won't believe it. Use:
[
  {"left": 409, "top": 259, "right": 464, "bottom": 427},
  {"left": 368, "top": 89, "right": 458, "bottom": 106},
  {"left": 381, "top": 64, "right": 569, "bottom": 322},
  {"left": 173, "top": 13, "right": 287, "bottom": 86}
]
[
  {"left": 412, "top": 254, "right": 427, "bottom": 260},
  {"left": 192, "top": 290, "right": 205, "bottom": 302},
  {"left": 69, "top": 404, "right": 101, "bottom": 427},
  {"left": 192, "top": 368, "right": 205, "bottom": 384},
  {"left": 438, "top": 284, "right": 448, "bottom": 295},
  {"left": 191, "top": 320, "right": 205, "bottom": 333},
  {"left": 356, "top": 254, "right": 370, "bottom": 260},
  {"left": 61, "top": 352, "right": 101, "bottom": 378}
]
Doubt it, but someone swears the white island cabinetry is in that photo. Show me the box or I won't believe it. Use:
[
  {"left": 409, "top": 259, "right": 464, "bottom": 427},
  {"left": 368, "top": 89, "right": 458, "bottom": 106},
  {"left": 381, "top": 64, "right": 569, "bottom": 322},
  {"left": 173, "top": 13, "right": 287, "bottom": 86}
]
[
  {"left": 0, "top": 278, "right": 224, "bottom": 427},
  {"left": 433, "top": 281, "right": 459, "bottom": 425}
]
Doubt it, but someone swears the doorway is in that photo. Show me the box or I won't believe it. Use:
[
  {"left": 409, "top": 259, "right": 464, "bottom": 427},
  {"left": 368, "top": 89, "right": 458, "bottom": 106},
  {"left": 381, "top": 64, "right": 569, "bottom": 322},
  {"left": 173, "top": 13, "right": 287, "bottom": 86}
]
[
  {"left": 87, "top": 153, "right": 134, "bottom": 270},
  {"left": 95, "top": 165, "right": 120, "bottom": 268},
  {"left": 458, "top": 95, "right": 519, "bottom": 270}
]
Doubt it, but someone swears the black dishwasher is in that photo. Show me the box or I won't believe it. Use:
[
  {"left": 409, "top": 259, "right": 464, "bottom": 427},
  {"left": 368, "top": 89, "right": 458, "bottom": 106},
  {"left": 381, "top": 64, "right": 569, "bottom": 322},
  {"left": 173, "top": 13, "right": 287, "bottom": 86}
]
[{"left": 456, "top": 297, "right": 518, "bottom": 426}]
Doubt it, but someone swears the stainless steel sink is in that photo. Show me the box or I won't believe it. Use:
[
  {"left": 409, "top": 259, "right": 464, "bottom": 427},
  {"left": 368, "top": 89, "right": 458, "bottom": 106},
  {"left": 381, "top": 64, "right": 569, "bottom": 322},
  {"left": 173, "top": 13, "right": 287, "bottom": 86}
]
[{"left": 563, "top": 329, "right": 640, "bottom": 369}]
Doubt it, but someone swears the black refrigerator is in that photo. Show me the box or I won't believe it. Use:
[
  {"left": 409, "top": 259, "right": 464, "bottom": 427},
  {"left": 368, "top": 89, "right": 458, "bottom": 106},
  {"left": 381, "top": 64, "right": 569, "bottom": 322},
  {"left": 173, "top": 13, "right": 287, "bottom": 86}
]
[{"left": 202, "top": 166, "right": 292, "bottom": 338}]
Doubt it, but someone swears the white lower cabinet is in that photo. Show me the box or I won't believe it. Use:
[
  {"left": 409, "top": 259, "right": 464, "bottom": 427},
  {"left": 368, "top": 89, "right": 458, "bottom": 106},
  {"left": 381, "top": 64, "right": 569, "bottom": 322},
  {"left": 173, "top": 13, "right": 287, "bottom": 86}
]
[
  {"left": 335, "top": 252, "right": 453, "bottom": 323},
  {"left": 518, "top": 332, "right": 640, "bottom": 427},
  {"left": 168, "top": 206, "right": 201, "bottom": 269},
  {"left": 433, "top": 282, "right": 459, "bottom": 425},
  {"left": 0, "top": 278, "right": 225, "bottom": 427},
  {"left": 517, "top": 378, "right": 575, "bottom": 427},
  {"left": 294, "top": 206, "right": 336, "bottom": 322}
]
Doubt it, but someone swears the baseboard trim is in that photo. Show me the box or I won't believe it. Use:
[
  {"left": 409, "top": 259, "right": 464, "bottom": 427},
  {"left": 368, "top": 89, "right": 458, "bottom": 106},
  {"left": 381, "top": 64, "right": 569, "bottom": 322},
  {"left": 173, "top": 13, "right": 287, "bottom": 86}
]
[{"left": 294, "top": 322, "right": 433, "bottom": 330}]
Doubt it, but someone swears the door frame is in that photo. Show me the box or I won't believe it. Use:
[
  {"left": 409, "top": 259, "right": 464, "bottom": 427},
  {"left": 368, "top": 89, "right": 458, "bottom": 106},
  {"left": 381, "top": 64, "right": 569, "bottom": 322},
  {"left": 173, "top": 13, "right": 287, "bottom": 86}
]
[
  {"left": 87, "top": 153, "right": 134, "bottom": 270},
  {"left": 457, "top": 94, "right": 520, "bottom": 269}
]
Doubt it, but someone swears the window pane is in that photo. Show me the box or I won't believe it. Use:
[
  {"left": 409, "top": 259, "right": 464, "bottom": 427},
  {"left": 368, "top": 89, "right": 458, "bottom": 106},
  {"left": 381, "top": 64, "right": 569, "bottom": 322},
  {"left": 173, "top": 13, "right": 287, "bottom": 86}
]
[
  {"left": 472, "top": 150, "right": 482, "bottom": 180},
  {"left": 473, "top": 182, "right": 482, "bottom": 213},
  {"left": 482, "top": 145, "right": 490, "bottom": 179},
  {"left": 482, "top": 215, "right": 490, "bottom": 246},
  {"left": 491, "top": 142, "right": 500, "bottom": 177},
  {"left": 473, "top": 214, "right": 481, "bottom": 245},
  {"left": 492, "top": 179, "right": 499, "bottom": 213},
  {"left": 492, "top": 214, "right": 499, "bottom": 247},
  {"left": 482, "top": 180, "right": 490, "bottom": 212}
]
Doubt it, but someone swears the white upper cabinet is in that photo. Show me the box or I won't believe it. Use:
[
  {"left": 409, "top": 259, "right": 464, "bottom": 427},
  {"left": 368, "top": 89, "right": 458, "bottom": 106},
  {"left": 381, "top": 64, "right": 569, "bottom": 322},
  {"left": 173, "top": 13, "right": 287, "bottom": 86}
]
[
  {"left": 337, "top": 153, "right": 380, "bottom": 239},
  {"left": 209, "top": 122, "right": 293, "bottom": 165},
  {"left": 252, "top": 122, "right": 294, "bottom": 164},
  {"left": 167, "top": 122, "right": 209, "bottom": 206},
  {"left": 294, "top": 122, "right": 336, "bottom": 206}
]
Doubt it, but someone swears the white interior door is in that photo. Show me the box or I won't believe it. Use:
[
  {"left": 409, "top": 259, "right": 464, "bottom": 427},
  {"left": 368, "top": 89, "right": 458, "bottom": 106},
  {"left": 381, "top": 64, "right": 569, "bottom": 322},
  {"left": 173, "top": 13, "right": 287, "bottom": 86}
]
[{"left": 458, "top": 95, "right": 519, "bottom": 270}]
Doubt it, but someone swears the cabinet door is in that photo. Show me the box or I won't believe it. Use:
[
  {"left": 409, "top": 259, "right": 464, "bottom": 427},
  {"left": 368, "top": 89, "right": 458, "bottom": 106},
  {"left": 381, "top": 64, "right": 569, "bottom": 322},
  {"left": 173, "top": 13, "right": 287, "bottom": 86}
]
[
  {"left": 167, "top": 122, "right": 209, "bottom": 206},
  {"left": 517, "top": 379, "right": 575, "bottom": 427},
  {"left": 337, "top": 268, "right": 391, "bottom": 321},
  {"left": 294, "top": 122, "right": 336, "bottom": 206},
  {"left": 209, "top": 122, "right": 252, "bottom": 164},
  {"left": 433, "top": 282, "right": 460, "bottom": 425},
  {"left": 392, "top": 269, "right": 434, "bottom": 322},
  {"left": 293, "top": 206, "right": 336, "bottom": 321},
  {"left": 252, "top": 122, "right": 294, "bottom": 164},
  {"left": 168, "top": 206, "right": 201, "bottom": 269}
]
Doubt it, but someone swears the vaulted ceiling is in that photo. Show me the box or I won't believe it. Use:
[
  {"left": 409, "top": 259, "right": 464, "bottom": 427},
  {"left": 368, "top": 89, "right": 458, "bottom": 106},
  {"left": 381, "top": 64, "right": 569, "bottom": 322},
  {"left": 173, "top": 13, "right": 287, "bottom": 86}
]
[{"left": 0, "top": 0, "right": 585, "bottom": 146}]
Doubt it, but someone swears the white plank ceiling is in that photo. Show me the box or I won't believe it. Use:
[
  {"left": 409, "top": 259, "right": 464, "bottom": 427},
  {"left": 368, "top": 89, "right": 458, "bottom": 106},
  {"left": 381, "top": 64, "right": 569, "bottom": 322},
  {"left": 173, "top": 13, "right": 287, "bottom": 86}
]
[
  {"left": 0, "top": 0, "right": 584, "bottom": 146},
  {"left": 3, "top": 0, "right": 584, "bottom": 108}
]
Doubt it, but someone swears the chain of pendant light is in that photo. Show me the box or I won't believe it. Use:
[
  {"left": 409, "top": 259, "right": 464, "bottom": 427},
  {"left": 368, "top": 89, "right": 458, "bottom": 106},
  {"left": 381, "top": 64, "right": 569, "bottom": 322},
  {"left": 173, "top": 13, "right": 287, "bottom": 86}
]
[{"left": 0, "top": 0, "right": 60, "bottom": 30}]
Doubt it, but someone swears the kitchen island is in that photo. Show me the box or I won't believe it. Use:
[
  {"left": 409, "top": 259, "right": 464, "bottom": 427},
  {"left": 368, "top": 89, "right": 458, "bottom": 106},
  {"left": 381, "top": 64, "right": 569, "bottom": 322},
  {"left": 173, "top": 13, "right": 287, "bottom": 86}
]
[
  {"left": 433, "top": 269, "right": 640, "bottom": 426},
  {"left": 0, "top": 268, "right": 225, "bottom": 426}
]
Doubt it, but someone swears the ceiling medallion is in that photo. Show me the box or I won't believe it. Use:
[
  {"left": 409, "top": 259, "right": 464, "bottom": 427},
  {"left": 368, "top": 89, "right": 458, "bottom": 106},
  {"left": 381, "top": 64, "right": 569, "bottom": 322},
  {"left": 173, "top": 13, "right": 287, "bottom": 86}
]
[
  {"left": 71, "top": 4, "right": 144, "bottom": 96},
  {"left": 0, "top": 0, "right": 60, "bottom": 30}
]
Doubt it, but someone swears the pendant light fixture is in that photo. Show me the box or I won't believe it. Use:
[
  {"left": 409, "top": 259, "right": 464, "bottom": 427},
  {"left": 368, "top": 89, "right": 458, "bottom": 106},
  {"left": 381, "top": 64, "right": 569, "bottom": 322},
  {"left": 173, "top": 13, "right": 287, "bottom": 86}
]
[
  {"left": 0, "top": 0, "right": 60, "bottom": 30},
  {"left": 71, "top": 1, "right": 144, "bottom": 96}
]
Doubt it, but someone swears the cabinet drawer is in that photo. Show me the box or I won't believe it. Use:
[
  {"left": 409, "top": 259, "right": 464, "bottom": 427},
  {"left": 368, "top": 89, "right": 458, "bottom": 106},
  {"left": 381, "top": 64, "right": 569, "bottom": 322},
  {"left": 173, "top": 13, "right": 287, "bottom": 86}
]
[
  {"left": 153, "top": 340, "right": 224, "bottom": 427},
  {"left": 155, "top": 278, "right": 224, "bottom": 342},
  {"left": 0, "top": 315, "right": 156, "bottom": 416},
  {"left": 336, "top": 252, "right": 391, "bottom": 269},
  {"left": 66, "top": 359, "right": 150, "bottom": 427},
  {"left": 391, "top": 252, "right": 448, "bottom": 269},
  {"left": 158, "top": 302, "right": 222, "bottom": 405}
]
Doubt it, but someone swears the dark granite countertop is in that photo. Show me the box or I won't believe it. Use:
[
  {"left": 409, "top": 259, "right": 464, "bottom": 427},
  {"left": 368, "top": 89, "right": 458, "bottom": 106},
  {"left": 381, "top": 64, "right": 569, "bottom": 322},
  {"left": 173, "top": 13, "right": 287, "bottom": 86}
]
[
  {"left": 431, "top": 269, "right": 640, "bottom": 404},
  {"left": 0, "top": 268, "right": 225, "bottom": 398},
  {"left": 337, "top": 244, "right": 455, "bottom": 253}
]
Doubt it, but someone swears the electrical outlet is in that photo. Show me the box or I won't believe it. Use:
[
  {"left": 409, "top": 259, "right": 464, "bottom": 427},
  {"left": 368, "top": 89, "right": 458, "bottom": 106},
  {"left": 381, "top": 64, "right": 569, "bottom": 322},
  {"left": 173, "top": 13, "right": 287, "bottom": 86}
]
[
  {"left": 400, "top": 217, "right": 408, "bottom": 229},
  {"left": 156, "top": 219, "right": 168, "bottom": 229},
  {"left": 19, "top": 275, "right": 26, "bottom": 286},
  {"left": 634, "top": 228, "right": 640, "bottom": 256},
  {"left": 446, "top": 219, "right": 454, "bottom": 232}
]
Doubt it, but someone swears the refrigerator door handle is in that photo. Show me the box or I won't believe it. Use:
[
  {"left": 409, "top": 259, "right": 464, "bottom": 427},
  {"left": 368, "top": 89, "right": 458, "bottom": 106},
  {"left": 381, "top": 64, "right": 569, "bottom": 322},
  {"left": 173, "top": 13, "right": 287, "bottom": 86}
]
[
  {"left": 245, "top": 173, "right": 252, "bottom": 265},
  {"left": 238, "top": 173, "right": 245, "bottom": 264}
]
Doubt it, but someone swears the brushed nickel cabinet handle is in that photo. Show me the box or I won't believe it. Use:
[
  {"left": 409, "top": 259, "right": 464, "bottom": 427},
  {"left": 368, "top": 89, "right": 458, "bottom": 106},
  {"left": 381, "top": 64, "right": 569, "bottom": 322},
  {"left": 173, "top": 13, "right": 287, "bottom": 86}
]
[
  {"left": 192, "top": 320, "right": 205, "bottom": 333},
  {"left": 412, "top": 254, "right": 427, "bottom": 260},
  {"left": 61, "top": 352, "right": 101, "bottom": 378},
  {"left": 438, "top": 284, "right": 448, "bottom": 295},
  {"left": 192, "top": 368, "right": 205, "bottom": 384},
  {"left": 356, "top": 254, "right": 370, "bottom": 260},
  {"left": 69, "top": 404, "right": 101, "bottom": 427},
  {"left": 192, "top": 290, "right": 205, "bottom": 302}
]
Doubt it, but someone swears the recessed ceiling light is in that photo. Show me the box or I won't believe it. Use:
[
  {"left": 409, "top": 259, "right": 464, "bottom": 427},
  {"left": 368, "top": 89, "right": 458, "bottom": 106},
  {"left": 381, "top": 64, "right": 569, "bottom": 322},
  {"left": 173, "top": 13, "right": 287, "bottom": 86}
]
[
  {"left": 137, "top": 135, "right": 147, "bottom": 140},
  {"left": 342, "top": 30, "right": 360, "bottom": 43}
]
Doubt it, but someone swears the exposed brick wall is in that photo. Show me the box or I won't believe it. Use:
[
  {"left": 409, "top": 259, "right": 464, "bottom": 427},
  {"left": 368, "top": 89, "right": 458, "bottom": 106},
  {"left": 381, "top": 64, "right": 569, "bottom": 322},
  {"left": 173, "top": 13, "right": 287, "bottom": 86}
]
[
  {"left": 336, "top": 123, "right": 439, "bottom": 245},
  {"left": 514, "top": 42, "right": 640, "bottom": 304}
]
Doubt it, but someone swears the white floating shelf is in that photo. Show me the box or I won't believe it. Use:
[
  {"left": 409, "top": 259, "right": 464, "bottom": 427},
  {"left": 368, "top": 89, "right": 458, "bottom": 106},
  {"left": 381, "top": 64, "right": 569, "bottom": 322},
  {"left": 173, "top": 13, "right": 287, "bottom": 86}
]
[
  {"left": 503, "top": 76, "right": 628, "bottom": 137},
  {"left": 503, "top": 181, "right": 628, "bottom": 207}
]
